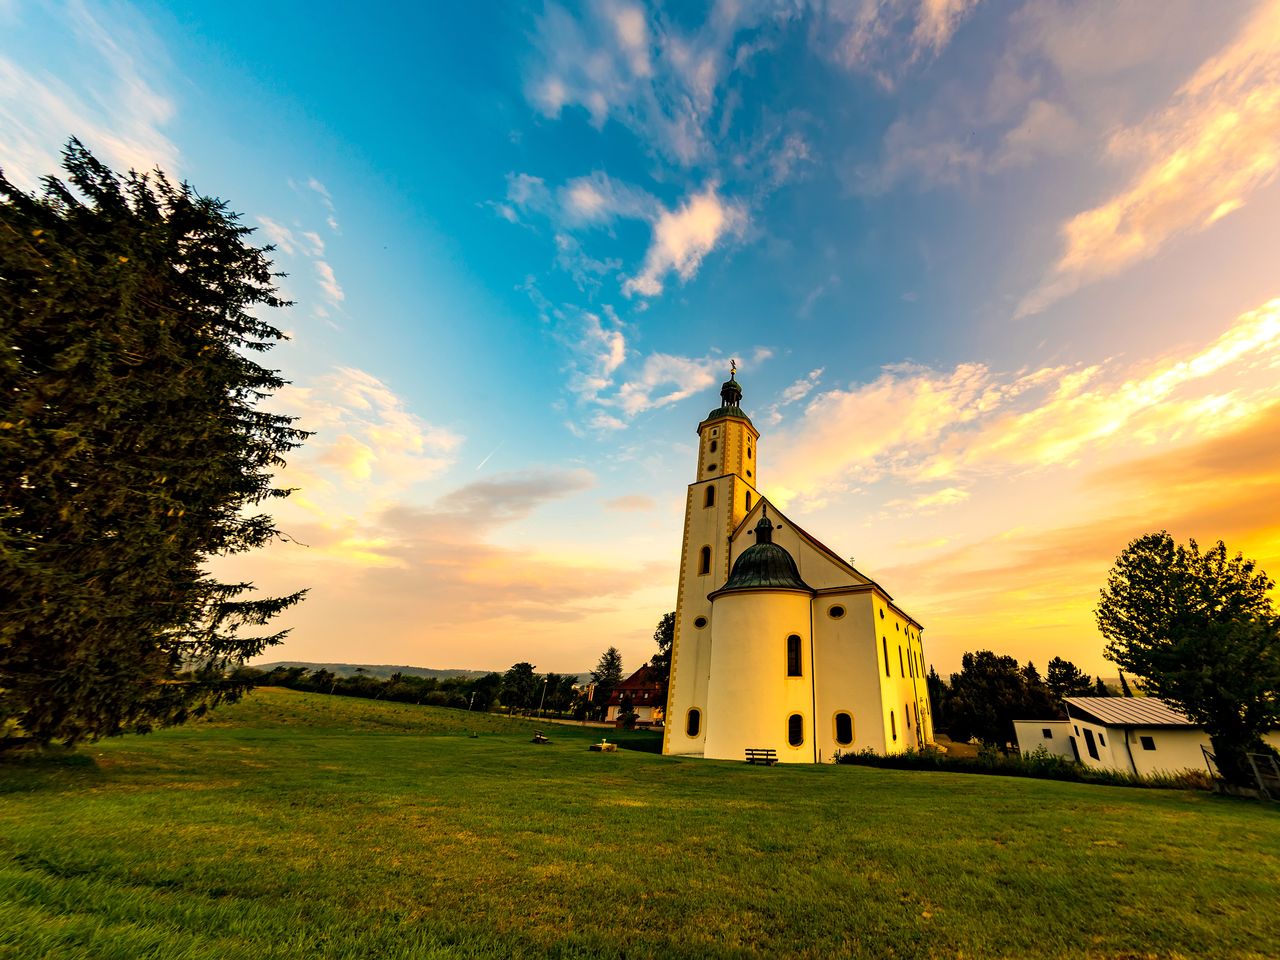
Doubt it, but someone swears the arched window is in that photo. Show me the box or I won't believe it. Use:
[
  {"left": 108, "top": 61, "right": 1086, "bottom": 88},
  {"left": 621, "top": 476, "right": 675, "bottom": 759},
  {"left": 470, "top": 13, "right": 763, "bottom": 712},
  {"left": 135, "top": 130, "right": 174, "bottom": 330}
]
[
  {"left": 709, "top": 440, "right": 718, "bottom": 453},
  {"left": 704, "top": 486, "right": 715, "bottom": 508},
  {"left": 786, "top": 635, "right": 802, "bottom": 676},
  {"left": 686, "top": 708, "right": 701, "bottom": 737},
  {"left": 913, "top": 703, "right": 920, "bottom": 730},
  {"left": 747, "top": 445, "right": 753, "bottom": 459},
  {"left": 834, "top": 712, "right": 853, "bottom": 746},
  {"left": 698, "top": 546, "right": 711, "bottom": 575},
  {"left": 898, "top": 647, "right": 904, "bottom": 676},
  {"left": 890, "top": 710, "right": 897, "bottom": 741},
  {"left": 787, "top": 713, "right": 804, "bottom": 747},
  {"left": 905, "top": 703, "right": 911, "bottom": 729},
  {"left": 882, "top": 638, "right": 890, "bottom": 677},
  {"left": 745, "top": 491, "right": 752, "bottom": 510}
]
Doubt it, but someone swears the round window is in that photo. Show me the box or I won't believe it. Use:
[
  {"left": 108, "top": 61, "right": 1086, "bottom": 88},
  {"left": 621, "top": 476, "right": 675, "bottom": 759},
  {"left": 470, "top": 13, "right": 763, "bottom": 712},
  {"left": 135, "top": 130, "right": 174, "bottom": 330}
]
[
  {"left": 829, "top": 605, "right": 846, "bottom": 619},
  {"left": 694, "top": 616, "right": 708, "bottom": 629}
]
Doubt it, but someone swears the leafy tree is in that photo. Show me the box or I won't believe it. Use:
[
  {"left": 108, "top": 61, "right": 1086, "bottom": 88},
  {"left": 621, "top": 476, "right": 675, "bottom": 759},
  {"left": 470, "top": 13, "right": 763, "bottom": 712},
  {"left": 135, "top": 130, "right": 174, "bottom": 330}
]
[
  {"left": 0, "top": 142, "right": 308, "bottom": 748},
  {"left": 502, "top": 662, "right": 537, "bottom": 712},
  {"left": 469, "top": 672, "right": 502, "bottom": 712},
  {"left": 649, "top": 611, "right": 675, "bottom": 681},
  {"left": 946, "top": 651, "right": 1056, "bottom": 747},
  {"left": 591, "top": 646, "right": 624, "bottom": 718},
  {"left": 1096, "top": 531, "right": 1280, "bottom": 786}
]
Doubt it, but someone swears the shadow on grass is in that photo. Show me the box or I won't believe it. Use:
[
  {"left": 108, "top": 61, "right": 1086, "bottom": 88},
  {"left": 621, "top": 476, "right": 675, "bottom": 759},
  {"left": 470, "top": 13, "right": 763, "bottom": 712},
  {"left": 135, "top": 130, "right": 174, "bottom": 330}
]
[{"left": 0, "top": 746, "right": 101, "bottom": 794}]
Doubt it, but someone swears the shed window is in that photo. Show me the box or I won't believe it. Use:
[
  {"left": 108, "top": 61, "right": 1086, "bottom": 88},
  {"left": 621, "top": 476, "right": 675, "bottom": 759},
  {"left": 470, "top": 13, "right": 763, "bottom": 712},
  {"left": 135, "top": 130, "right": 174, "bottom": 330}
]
[
  {"left": 882, "top": 638, "right": 890, "bottom": 677},
  {"left": 786, "top": 635, "right": 802, "bottom": 677},
  {"left": 686, "top": 709, "right": 701, "bottom": 737},
  {"left": 1140, "top": 736, "right": 1156, "bottom": 751},
  {"left": 787, "top": 713, "right": 804, "bottom": 747},
  {"left": 704, "top": 486, "right": 715, "bottom": 508},
  {"left": 834, "top": 712, "right": 853, "bottom": 745},
  {"left": 1098, "top": 733, "right": 1106, "bottom": 747},
  {"left": 698, "top": 546, "right": 711, "bottom": 575},
  {"left": 1042, "top": 728, "right": 1053, "bottom": 739}
]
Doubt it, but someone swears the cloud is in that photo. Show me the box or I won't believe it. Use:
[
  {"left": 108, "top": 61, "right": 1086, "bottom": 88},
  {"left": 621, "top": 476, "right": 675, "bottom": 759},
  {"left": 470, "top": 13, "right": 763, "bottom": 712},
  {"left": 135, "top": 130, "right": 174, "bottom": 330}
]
[
  {"left": 565, "top": 309, "right": 628, "bottom": 405},
  {"left": 885, "top": 486, "right": 970, "bottom": 513},
  {"left": 274, "top": 367, "right": 463, "bottom": 521},
  {"left": 604, "top": 494, "right": 657, "bottom": 511},
  {"left": 307, "top": 177, "right": 340, "bottom": 232},
  {"left": 256, "top": 217, "right": 296, "bottom": 255},
  {"left": 613, "top": 352, "right": 723, "bottom": 415},
  {"left": 0, "top": 3, "right": 178, "bottom": 189},
  {"left": 623, "top": 185, "right": 747, "bottom": 297},
  {"left": 770, "top": 297, "right": 1280, "bottom": 506},
  {"left": 314, "top": 261, "right": 344, "bottom": 304},
  {"left": 1018, "top": 0, "right": 1280, "bottom": 315},
  {"left": 823, "top": 0, "right": 982, "bottom": 88}
]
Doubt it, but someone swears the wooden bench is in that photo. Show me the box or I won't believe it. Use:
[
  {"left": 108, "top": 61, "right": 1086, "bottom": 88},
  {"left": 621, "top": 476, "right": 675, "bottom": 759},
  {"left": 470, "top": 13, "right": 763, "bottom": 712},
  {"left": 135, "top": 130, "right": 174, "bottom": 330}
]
[{"left": 745, "top": 748, "right": 778, "bottom": 766}]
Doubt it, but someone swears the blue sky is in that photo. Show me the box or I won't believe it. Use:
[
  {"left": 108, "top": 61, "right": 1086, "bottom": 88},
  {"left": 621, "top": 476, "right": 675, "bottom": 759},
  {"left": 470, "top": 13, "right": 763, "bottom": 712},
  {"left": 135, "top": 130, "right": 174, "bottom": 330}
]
[{"left": 4, "top": 0, "right": 1280, "bottom": 676}]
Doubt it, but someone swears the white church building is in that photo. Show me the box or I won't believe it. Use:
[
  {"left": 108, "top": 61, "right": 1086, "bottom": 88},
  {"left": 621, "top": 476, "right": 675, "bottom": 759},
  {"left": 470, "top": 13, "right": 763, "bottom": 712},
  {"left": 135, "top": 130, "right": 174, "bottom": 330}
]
[{"left": 662, "top": 370, "right": 933, "bottom": 763}]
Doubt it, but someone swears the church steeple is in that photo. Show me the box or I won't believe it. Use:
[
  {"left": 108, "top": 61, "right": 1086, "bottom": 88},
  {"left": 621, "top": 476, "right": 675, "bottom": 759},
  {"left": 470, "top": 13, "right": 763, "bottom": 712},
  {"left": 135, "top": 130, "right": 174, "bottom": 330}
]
[{"left": 705, "top": 359, "right": 752, "bottom": 425}]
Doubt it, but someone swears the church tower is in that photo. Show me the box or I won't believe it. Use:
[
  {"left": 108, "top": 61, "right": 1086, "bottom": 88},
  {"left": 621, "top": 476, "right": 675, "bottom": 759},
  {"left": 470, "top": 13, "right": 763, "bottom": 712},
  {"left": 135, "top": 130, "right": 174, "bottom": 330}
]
[{"left": 663, "top": 364, "right": 760, "bottom": 757}]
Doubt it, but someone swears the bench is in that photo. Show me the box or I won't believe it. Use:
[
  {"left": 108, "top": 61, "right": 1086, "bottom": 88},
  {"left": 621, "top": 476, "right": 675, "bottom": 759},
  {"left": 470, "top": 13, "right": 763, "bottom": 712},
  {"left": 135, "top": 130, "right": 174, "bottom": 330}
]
[{"left": 745, "top": 748, "right": 778, "bottom": 766}]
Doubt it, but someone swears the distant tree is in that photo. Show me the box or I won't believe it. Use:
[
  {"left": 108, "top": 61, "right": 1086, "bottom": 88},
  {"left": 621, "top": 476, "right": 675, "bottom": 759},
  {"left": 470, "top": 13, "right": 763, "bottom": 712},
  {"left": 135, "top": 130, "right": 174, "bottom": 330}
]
[
  {"left": 0, "top": 141, "right": 309, "bottom": 749},
  {"left": 926, "top": 666, "right": 948, "bottom": 731},
  {"left": 649, "top": 611, "right": 675, "bottom": 682},
  {"left": 591, "top": 647, "right": 625, "bottom": 719},
  {"left": 617, "top": 693, "right": 637, "bottom": 730},
  {"left": 502, "top": 663, "right": 537, "bottom": 712},
  {"left": 1046, "top": 657, "right": 1094, "bottom": 710},
  {"left": 947, "top": 651, "right": 1057, "bottom": 748},
  {"left": 1118, "top": 671, "right": 1134, "bottom": 697},
  {"left": 1093, "top": 677, "right": 1111, "bottom": 697},
  {"left": 541, "top": 673, "right": 565, "bottom": 713},
  {"left": 469, "top": 673, "right": 502, "bottom": 712},
  {"left": 1097, "top": 531, "right": 1280, "bottom": 786}
]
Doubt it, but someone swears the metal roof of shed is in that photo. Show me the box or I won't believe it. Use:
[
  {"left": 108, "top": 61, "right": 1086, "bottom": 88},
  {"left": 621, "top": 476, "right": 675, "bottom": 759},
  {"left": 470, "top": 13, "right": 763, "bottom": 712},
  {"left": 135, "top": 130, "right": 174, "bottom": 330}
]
[{"left": 1064, "top": 696, "right": 1194, "bottom": 728}]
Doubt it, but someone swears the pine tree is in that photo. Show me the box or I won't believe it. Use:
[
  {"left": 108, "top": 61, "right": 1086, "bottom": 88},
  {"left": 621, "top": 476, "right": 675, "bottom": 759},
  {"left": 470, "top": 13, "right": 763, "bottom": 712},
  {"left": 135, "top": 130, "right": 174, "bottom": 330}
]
[
  {"left": 0, "top": 142, "right": 308, "bottom": 747},
  {"left": 1118, "top": 671, "right": 1134, "bottom": 697}
]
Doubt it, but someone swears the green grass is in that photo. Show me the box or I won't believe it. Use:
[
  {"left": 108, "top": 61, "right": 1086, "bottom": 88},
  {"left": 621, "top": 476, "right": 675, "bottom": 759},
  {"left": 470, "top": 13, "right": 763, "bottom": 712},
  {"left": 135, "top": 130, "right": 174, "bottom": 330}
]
[{"left": 2, "top": 688, "right": 1278, "bottom": 959}]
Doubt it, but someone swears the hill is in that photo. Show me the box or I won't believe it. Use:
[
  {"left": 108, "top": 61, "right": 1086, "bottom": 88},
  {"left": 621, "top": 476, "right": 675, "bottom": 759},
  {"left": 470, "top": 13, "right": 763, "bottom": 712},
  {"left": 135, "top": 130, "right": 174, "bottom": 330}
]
[
  {"left": 253, "top": 661, "right": 493, "bottom": 680},
  {"left": 2, "top": 687, "right": 1276, "bottom": 959}
]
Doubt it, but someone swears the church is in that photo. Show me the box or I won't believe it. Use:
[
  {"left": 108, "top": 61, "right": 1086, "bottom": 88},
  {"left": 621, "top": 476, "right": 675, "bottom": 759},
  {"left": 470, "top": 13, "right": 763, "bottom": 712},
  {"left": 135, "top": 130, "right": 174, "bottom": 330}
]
[{"left": 662, "top": 369, "right": 934, "bottom": 763}]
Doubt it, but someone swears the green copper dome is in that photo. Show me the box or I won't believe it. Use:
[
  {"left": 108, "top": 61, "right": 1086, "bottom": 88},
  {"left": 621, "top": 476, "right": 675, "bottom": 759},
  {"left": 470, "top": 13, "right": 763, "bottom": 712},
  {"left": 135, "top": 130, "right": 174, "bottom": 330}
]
[
  {"left": 702, "top": 370, "right": 753, "bottom": 425},
  {"left": 718, "top": 513, "right": 811, "bottom": 593}
]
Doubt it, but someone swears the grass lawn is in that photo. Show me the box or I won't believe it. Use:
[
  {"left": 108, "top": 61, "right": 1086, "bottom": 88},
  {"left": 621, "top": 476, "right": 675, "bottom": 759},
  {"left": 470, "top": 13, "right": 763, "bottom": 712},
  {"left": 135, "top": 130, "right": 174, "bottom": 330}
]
[{"left": 2, "top": 688, "right": 1278, "bottom": 959}]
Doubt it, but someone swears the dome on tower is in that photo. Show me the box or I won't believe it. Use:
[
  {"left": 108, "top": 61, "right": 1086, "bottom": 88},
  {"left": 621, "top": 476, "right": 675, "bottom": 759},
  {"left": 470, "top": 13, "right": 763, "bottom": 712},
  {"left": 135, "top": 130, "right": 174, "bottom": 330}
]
[
  {"left": 703, "top": 364, "right": 753, "bottom": 425},
  {"left": 713, "top": 511, "right": 811, "bottom": 594}
]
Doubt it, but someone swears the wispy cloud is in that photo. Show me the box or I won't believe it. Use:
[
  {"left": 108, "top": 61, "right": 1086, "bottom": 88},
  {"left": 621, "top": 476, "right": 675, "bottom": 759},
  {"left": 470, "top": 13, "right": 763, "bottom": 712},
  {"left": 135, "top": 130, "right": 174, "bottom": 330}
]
[
  {"left": 314, "top": 260, "right": 345, "bottom": 305},
  {"left": 0, "top": 3, "right": 178, "bottom": 189},
  {"left": 623, "top": 185, "right": 747, "bottom": 297},
  {"left": 1018, "top": 0, "right": 1280, "bottom": 316},
  {"left": 307, "top": 177, "right": 340, "bottom": 232},
  {"left": 822, "top": 0, "right": 982, "bottom": 89}
]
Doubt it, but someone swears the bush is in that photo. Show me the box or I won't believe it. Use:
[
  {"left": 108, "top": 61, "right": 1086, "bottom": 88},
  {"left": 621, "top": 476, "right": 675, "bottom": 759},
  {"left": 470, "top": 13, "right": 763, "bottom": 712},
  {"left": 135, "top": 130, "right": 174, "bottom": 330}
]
[{"left": 835, "top": 745, "right": 1213, "bottom": 791}]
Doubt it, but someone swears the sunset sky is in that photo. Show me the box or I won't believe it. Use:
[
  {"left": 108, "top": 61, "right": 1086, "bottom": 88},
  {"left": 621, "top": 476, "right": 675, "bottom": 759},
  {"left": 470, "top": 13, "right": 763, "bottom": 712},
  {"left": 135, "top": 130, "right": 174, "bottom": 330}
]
[{"left": 4, "top": 0, "right": 1279, "bottom": 678}]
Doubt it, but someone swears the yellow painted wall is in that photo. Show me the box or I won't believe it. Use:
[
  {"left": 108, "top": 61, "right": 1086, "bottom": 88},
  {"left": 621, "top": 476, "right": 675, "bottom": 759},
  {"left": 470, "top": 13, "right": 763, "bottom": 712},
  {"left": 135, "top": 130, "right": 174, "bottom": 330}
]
[{"left": 703, "top": 589, "right": 814, "bottom": 762}]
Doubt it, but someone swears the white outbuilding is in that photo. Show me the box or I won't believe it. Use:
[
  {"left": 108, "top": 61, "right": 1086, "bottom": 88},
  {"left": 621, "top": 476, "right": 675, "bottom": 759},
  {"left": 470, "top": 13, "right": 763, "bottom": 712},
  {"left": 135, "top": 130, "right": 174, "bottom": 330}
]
[{"left": 1015, "top": 696, "right": 1280, "bottom": 777}]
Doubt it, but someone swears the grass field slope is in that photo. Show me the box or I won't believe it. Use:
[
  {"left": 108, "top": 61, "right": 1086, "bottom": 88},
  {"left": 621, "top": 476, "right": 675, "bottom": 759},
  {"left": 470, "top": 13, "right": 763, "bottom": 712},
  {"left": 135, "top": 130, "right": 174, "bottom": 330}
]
[{"left": 2, "top": 688, "right": 1278, "bottom": 959}]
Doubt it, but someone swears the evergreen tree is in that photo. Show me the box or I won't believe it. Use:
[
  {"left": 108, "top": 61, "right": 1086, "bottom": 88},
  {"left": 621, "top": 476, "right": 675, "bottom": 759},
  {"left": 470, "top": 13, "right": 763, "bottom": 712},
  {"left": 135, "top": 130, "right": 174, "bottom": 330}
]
[
  {"left": 946, "top": 651, "right": 1058, "bottom": 747},
  {"left": 1093, "top": 677, "right": 1110, "bottom": 696},
  {"left": 1118, "top": 671, "right": 1134, "bottom": 697},
  {"left": 591, "top": 646, "right": 624, "bottom": 716},
  {"left": 1097, "top": 531, "right": 1280, "bottom": 786},
  {"left": 0, "top": 142, "right": 308, "bottom": 748},
  {"left": 926, "top": 666, "right": 948, "bottom": 731},
  {"left": 1046, "top": 657, "right": 1094, "bottom": 710}
]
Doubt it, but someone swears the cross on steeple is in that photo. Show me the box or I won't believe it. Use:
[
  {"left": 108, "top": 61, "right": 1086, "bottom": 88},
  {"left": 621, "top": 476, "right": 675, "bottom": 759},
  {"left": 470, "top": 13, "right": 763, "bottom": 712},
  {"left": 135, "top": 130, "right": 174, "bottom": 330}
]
[{"left": 730, "top": 358, "right": 737, "bottom": 378}]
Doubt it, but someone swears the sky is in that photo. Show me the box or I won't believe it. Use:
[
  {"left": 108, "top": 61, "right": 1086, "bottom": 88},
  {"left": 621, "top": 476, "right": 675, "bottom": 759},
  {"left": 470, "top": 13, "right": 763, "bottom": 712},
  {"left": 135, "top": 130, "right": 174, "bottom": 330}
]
[{"left": 3, "top": 0, "right": 1280, "bottom": 678}]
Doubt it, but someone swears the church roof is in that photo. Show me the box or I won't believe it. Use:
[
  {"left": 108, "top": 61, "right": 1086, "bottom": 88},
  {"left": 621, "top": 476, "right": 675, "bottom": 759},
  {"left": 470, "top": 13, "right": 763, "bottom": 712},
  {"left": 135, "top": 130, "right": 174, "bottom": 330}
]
[{"left": 712, "top": 513, "right": 811, "bottom": 595}]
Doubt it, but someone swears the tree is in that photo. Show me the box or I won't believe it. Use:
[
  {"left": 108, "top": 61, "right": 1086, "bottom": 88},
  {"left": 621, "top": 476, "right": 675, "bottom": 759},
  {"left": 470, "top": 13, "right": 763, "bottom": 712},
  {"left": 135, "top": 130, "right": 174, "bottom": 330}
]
[
  {"left": 0, "top": 142, "right": 308, "bottom": 748},
  {"left": 502, "top": 663, "right": 537, "bottom": 712},
  {"left": 1093, "top": 677, "right": 1111, "bottom": 697},
  {"left": 591, "top": 646, "right": 624, "bottom": 718},
  {"left": 1118, "top": 671, "right": 1134, "bottom": 697},
  {"left": 649, "top": 611, "right": 675, "bottom": 681},
  {"left": 1097, "top": 531, "right": 1280, "bottom": 786},
  {"left": 946, "top": 651, "right": 1057, "bottom": 747},
  {"left": 1046, "top": 657, "right": 1094, "bottom": 710},
  {"left": 926, "top": 666, "right": 948, "bottom": 731}
]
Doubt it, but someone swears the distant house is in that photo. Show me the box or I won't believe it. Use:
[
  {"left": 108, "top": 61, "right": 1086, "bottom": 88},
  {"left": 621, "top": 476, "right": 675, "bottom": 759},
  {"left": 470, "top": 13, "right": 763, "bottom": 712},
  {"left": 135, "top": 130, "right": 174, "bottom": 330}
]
[
  {"left": 604, "top": 664, "right": 666, "bottom": 726},
  {"left": 1014, "top": 696, "right": 1280, "bottom": 777}
]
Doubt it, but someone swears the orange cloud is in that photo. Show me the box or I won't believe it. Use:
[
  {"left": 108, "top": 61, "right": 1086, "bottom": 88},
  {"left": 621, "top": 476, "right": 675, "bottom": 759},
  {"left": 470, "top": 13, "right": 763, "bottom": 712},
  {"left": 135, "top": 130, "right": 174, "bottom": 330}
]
[{"left": 1019, "top": 0, "right": 1280, "bottom": 316}]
